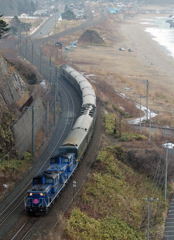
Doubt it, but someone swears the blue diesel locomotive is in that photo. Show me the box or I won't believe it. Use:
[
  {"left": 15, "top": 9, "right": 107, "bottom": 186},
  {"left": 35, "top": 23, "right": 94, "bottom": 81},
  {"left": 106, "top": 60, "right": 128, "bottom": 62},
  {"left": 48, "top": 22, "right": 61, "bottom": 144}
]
[{"left": 24, "top": 65, "right": 96, "bottom": 214}]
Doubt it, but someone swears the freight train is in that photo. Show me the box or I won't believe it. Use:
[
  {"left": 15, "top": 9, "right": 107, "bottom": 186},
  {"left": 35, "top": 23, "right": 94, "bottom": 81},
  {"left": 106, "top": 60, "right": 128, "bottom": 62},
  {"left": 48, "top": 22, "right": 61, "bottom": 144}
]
[{"left": 24, "top": 64, "right": 96, "bottom": 214}]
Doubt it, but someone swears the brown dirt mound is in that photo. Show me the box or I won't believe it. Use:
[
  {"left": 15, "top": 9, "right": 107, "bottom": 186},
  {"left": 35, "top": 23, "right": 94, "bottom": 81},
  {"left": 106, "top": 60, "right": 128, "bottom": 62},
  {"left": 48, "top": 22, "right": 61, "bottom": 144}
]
[{"left": 78, "top": 29, "right": 104, "bottom": 44}]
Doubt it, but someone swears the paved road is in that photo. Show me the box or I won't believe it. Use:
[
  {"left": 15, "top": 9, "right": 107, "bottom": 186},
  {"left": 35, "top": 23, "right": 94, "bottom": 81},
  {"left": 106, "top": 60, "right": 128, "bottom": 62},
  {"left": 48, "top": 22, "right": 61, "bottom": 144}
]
[{"left": 31, "top": 5, "right": 65, "bottom": 39}]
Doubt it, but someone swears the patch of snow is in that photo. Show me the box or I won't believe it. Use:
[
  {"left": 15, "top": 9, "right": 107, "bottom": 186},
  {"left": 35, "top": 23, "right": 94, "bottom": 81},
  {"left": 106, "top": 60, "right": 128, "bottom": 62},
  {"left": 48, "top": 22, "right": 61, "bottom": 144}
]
[
  {"left": 127, "top": 102, "right": 157, "bottom": 124},
  {"left": 162, "top": 143, "right": 174, "bottom": 149},
  {"left": 115, "top": 90, "right": 130, "bottom": 99},
  {"left": 40, "top": 80, "right": 47, "bottom": 89},
  {"left": 85, "top": 74, "right": 96, "bottom": 77},
  {"left": 115, "top": 89, "right": 157, "bottom": 124}
]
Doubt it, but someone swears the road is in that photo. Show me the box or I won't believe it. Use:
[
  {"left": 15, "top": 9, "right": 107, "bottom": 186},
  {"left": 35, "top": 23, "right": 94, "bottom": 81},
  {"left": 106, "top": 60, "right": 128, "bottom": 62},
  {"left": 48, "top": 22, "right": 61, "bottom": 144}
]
[{"left": 31, "top": 4, "right": 65, "bottom": 39}]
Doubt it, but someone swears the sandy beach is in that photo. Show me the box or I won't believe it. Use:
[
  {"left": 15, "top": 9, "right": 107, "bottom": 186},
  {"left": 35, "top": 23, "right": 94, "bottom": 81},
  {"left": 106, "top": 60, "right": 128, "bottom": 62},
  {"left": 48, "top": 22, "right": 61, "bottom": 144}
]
[{"left": 119, "top": 13, "right": 174, "bottom": 110}]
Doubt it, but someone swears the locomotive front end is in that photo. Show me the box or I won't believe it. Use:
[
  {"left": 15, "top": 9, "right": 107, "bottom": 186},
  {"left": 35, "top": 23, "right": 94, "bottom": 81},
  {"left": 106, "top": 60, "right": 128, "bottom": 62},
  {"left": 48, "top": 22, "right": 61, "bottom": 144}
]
[{"left": 25, "top": 190, "right": 47, "bottom": 214}]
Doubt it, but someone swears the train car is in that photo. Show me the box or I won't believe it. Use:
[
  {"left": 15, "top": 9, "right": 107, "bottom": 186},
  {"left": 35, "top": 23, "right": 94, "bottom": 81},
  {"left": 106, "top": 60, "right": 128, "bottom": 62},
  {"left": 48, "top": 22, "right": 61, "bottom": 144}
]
[
  {"left": 25, "top": 65, "right": 96, "bottom": 214},
  {"left": 60, "top": 64, "right": 96, "bottom": 107},
  {"left": 24, "top": 153, "right": 76, "bottom": 214},
  {"left": 59, "top": 107, "right": 96, "bottom": 162}
]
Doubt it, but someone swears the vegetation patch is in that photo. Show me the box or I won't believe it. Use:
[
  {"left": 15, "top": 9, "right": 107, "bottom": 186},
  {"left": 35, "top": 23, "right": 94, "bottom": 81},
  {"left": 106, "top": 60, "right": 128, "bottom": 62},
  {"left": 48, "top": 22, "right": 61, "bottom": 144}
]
[
  {"left": 113, "top": 104, "right": 133, "bottom": 118},
  {"left": 65, "top": 208, "right": 141, "bottom": 240},
  {"left": 119, "top": 132, "right": 147, "bottom": 141},
  {"left": 103, "top": 112, "right": 147, "bottom": 141},
  {"left": 64, "top": 145, "right": 166, "bottom": 239},
  {"left": 0, "top": 109, "right": 16, "bottom": 157}
]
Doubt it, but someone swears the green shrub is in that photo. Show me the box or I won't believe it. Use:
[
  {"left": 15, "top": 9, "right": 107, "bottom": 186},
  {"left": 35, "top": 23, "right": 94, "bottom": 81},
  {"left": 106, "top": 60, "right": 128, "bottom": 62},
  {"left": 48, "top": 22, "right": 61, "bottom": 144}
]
[
  {"left": 65, "top": 208, "right": 142, "bottom": 240},
  {"left": 21, "top": 152, "right": 33, "bottom": 161},
  {"left": 113, "top": 105, "right": 133, "bottom": 118},
  {"left": 119, "top": 133, "right": 147, "bottom": 142},
  {"left": 64, "top": 145, "right": 165, "bottom": 239}
]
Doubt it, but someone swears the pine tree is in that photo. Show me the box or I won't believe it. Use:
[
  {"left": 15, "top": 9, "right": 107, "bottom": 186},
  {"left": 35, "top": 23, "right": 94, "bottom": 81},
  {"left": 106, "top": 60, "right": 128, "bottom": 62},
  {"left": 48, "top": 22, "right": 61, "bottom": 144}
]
[{"left": 0, "top": 14, "right": 10, "bottom": 39}]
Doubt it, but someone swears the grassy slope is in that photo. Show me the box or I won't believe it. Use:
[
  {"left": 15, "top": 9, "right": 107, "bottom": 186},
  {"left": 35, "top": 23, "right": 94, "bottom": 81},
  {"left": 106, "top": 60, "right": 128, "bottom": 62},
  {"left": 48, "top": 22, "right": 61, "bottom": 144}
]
[
  {"left": 62, "top": 111, "right": 169, "bottom": 240},
  {"left": 64, "top": 145, "right": 166, "bottom": 240}
]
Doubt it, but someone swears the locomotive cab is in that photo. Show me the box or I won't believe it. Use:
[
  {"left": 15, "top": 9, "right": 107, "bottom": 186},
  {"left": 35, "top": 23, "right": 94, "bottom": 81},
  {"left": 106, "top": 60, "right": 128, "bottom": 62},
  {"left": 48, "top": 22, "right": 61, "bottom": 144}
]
[
  {"left": 48, "top": 153, "right": 76, "bottom": 184},
  {"left": 25, "top": 172, "right": 59, "bottom": 214}
]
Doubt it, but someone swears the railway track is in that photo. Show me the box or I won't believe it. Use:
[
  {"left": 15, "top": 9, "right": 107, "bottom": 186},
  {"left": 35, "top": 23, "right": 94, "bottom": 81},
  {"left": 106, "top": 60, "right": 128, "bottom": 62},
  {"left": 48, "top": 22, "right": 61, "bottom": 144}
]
[
  {"left": 0, "top": 10, "right": 106, "bottom": 239},
  {"left": 11, "top": 216, "right": 41, "bottom": 240},
  {"left": 0, "top": 48, "right": 78, "bottom": 238}
]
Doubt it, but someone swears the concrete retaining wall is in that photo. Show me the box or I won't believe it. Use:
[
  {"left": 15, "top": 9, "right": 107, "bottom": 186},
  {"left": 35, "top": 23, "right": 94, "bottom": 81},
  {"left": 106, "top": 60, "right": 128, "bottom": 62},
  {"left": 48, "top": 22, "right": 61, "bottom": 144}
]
[{"left": 12, "top": 97, "right": 46, "bottom": 154}]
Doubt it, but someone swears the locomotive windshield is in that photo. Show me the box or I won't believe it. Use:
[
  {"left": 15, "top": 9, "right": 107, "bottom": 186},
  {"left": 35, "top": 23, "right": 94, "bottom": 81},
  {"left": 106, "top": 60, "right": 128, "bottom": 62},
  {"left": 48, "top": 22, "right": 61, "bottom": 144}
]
[
  {"left": 33, "top": 178, "right": 41, "bottom": 184},
  {"left": 62, "top": 158, "right": 69, "bottom": 163},
  {"left": 45, "top": 178, "right": 53, "bottom": 184}
]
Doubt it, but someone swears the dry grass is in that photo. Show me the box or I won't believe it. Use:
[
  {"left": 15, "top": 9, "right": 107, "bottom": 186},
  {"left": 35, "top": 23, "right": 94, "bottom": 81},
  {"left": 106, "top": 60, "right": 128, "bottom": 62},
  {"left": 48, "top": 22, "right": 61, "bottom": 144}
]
[
  {"left": 47, "top": 14, "right": 173, "bottom": 127},
  {"left": 16, "top": 91, "right": 30, "bottom": 108}
]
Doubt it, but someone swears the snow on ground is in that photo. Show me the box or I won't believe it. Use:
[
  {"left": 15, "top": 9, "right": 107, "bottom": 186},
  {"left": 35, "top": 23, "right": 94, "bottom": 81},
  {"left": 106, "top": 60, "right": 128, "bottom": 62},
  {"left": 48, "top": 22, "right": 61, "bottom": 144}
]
[
  {"left": 85, "top": 74, "right": 96, "bottom": 77},
  {"left": 115, "top": 90, "right": 157, "bottom": 124},
  {"left": 40, "top": 80, "right": 47, "bottom": 89}
]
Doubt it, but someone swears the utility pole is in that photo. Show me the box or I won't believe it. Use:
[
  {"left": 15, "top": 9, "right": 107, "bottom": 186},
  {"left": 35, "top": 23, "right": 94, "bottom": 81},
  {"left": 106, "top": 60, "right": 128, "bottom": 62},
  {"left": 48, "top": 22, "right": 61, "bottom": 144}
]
[
  {"left": 49, "top": 57, "right": 52, "bottom": 83},
  {"left": 47, "top": 102, "right": 49, "bottom": 137},
  {"left": 119, "top": 113, "right": 122, "bottom": 136},
  {"left": 149, "top": 111, "right": 151, "bottom": 140},
  {"left": 31, "top": 42, "right": 33, "bottom": 65},
  {"left": 54, "top": 67, "right": 57, "bottom": 125},
  {"left": 40, "top": 47, "right": 42, "bottom": 74},
  {"left": 25, "top": 38, "right": 28, "bottom": 59},
  {"left": 32, "top": 106, "right": 35, "bottom": 159},
  {"left": 19, "top": 27, "right": 21, "bottom": 53},
  {"left": 17, "top": 31, "right": 19, "bottom": 50},
  {"left": 165, "top": 147, "right": 169, "bottom": 202},
  {"left": 146, "top": 80, "right": 149, "bottom": 120},
  {"left": 138, "top": 95, "right": 142, "bottom": 133},
  {"left": 146, "top": 198, "right": 159, "bottom": 240}
]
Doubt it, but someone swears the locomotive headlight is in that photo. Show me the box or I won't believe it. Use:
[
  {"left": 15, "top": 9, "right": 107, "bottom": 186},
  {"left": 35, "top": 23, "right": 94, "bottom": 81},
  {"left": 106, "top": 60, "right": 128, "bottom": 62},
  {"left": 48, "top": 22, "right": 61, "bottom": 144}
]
[
  {"left": 40, "top": 193, "right": 44, "bottom": 196},
  {"left": 29, "top": 193, "right": 33, "bottom": 196}
]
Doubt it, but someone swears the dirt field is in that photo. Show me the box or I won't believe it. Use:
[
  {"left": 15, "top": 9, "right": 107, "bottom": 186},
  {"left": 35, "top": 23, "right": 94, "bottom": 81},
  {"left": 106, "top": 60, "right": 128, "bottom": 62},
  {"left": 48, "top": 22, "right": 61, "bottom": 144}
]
[{"left": 53, "top": 8, "right": 174, "bottom": 126}]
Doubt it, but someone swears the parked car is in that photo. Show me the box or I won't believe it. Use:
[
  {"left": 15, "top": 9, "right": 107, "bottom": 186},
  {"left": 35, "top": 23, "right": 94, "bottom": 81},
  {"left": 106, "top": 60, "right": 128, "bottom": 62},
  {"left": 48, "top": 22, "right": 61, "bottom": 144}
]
[
  {"left": 128, "top": 49, "right": 133, "bottom": 52},
  {"left": 119, "top": 47, "right": 125, "bottom": 51},
  {"left": 65, "top": 46, "right": 69, "bottom": 50}
]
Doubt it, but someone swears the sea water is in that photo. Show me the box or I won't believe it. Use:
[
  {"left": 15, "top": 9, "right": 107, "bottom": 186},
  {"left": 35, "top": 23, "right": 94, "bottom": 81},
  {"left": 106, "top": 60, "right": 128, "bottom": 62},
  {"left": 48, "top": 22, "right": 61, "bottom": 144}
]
[{"left": 140, "top": 16, "right": 174, "bottom": 58}]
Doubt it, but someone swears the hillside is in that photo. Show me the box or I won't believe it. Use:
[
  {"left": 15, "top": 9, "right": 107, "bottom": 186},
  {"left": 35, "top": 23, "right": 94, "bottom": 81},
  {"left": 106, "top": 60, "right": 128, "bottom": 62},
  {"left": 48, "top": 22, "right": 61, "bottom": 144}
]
[
  {"left": 0, "top": 0, "right": 36, "bottom": 16},
  {"left": 48, "top": 111, "right": 169, "bottom": 240}
]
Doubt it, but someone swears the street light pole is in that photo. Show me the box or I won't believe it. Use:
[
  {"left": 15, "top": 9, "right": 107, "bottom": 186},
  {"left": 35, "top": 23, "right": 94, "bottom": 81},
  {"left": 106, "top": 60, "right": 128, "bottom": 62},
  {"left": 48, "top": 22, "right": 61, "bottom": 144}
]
[
  {"left": 149, "top": 111, "right": 151, "bottom": 140},
  {"left": 165, "top": 147, "right": 168, "bottom": 202},
  {"left": 146, "top": 198, "right": 159, "bottom": 240},
  {"left": 162, "top": 143, "right": 173, "bottom": 202},
  {"left": 138, "top": 95, "right": 142, "bottom": 133},
  {"left": 32, "top": 106, "right": 35, "bottom": 158},
  {"left": 146, "top": 80, "right": 149, "bottom": 120}
]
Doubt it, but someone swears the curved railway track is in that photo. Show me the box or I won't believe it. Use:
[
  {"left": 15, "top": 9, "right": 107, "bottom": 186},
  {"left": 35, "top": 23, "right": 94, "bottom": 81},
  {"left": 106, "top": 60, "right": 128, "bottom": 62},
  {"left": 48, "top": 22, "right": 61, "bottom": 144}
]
[
  {"left": 0, "top": 10, "right": 106, "bottom": 240},
  {"left": 11, "top": 216, "right": 41, "bottom": 240},
  {"left": 0, "top": 58, "right": 79, "bottom": 239}
]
